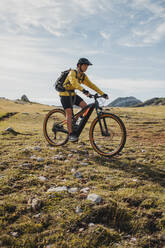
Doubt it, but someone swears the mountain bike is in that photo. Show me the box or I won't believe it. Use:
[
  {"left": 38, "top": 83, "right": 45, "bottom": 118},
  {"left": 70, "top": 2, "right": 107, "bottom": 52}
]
[{"left": 43, "top": 94, "right": 126, "bottom": 157}]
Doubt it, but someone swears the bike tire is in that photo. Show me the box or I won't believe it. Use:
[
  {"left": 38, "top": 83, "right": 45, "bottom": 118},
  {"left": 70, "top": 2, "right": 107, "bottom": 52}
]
[
  {"left": 43, "top": 108, "right": 69, "bottom": 146},
  {"left": 89, "top": 113, "right": 126, "bottom": 157}
]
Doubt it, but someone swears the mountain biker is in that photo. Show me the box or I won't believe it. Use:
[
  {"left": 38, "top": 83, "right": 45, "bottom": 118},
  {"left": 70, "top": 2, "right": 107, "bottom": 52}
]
[{"left": 59, "top": 58, "right": 109, "bottom": 142}]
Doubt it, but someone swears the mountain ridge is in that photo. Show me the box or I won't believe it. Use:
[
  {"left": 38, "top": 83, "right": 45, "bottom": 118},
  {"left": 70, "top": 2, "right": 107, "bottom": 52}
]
[{"left": 108, "top": 96, "right": 165, "bottom": 107}]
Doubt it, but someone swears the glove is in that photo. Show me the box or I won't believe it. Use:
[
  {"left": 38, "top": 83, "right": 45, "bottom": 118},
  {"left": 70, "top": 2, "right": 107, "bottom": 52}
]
[
  {"left": 102, "top": 93, "right": 108, "bottom": 99},
  {"left": 82, "top": 89, "right": 89, "bottom": 95}
]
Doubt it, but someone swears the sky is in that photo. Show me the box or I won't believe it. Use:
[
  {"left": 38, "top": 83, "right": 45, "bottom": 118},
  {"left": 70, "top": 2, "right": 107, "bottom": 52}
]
[{"left": 0, "top": 0, "right": 165, "bottom": 106}]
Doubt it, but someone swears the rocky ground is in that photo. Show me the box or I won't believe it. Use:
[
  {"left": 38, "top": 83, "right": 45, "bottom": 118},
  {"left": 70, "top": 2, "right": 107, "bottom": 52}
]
[{"left": 0, "top": 99, "right": 165, "bottom": 248}]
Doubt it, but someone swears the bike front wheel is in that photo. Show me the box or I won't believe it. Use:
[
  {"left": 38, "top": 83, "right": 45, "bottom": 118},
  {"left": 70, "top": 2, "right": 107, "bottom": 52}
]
[
  {"left": 43, "top": 108, "right": 69, "bottom": 146},
  {"left": 89, "top": 113, "right": 126, "bottom": 157}
]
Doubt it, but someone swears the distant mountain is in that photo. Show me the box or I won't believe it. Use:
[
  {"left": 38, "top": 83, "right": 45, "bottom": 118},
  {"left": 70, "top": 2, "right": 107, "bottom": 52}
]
[
  {"left": 108, "top": 96, "right": 142, "bottom": 107},
  {"left": 136, "top": 97, "right": 165, "bottom": 107}
]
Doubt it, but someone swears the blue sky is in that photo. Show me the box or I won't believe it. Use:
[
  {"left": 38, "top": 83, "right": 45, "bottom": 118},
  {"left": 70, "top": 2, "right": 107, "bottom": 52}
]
[{"left": 0, "top": 0, "right": 165, "bottom": 106}]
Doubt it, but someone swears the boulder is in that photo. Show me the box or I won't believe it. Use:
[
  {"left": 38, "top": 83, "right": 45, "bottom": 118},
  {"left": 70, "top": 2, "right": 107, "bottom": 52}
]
[{"left": 21, "top": 95, "right": 30, "bottom": 102}]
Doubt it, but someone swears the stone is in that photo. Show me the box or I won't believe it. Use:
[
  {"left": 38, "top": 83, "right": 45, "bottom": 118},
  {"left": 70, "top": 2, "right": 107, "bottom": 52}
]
[
  {"left": 52, "top": 155, "right": 65, "bottom": 160},
  {"left": 87, "top": 193, "right": 102, "bottom": 203},
  {"left": 38, "top": 176, "right": 47, "bottom": 182},
  {"left": 75, "top": 206, "right": 83, "bottom": 214},
  {"left": 71, "top": 168, "right": 76, "bottom": 173},
  {"left": 21, "top": 94, "right": 30, "bottom": 102},
  {"left": 88, "top": 223, "right": 95, "bottom": 227},
  {"left": 33, "top": 146, "right": 42, "bottom": 151},
  {"left": 31, "top": 198, "right": 42, "bottom": 211},
  {"left": 74, "top": 172, "right": 83, "bottom": 178},
  {"left": 47, "top": 186, "right": 67, "bottom": 193},
  {"left": 5, "top": 127, "right": 15, "bottom": 132},
  {"left": 37, "top": 157, "right": 44, "bottom": 162},
  {"left": 11, "top": 232, "right": 19, "bottom": 237},
  {"left": 80, "top": 187, "right": 90, "bottom": 194},
  {"left": 68, "top": 187, "right": 78, "bottom": 193},
  {"left": 80, "top": 162, "right": 89, "bottom": 166},
  {"left": 5, "top": 127, "right": 19, "bottom": 135}
]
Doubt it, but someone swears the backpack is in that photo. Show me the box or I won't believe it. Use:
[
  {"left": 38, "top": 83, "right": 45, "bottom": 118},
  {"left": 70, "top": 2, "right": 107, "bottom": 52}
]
[{"left": 54, "top": 69, "right": 85, "bottom": 92}]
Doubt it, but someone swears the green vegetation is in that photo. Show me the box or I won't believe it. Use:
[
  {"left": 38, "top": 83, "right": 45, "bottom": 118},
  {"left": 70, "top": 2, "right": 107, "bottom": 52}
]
[{"left": 0, "top": 99, "right": 165, "bottom": 247}]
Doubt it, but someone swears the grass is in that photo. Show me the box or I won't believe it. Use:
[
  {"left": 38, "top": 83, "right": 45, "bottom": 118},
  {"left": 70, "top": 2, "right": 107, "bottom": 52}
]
[{"left": 0, "top": 99, "right": 165, "bottom": 248}]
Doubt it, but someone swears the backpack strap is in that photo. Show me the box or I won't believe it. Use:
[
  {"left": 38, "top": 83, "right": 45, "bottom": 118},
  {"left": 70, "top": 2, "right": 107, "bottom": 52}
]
[
  {"left": 74, "top": 70, "right": 85, "bottom": 82},
  {"left": 74, "top": 70, "right": 78, "bottom": 79}
]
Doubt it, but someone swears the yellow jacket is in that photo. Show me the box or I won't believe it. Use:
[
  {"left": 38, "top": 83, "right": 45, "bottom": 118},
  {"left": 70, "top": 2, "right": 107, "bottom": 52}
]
[{"left": 59, "top": 69, "right": 104, "bottom": 96}]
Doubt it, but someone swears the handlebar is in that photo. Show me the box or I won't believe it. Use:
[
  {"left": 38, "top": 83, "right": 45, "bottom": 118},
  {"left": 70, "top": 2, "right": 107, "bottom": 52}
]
[{"left": 88, "top": 93, "right": 106, "bottom": 100}]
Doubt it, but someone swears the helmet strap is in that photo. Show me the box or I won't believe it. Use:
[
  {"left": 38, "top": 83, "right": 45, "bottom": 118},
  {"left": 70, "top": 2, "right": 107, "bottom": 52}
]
[{"left": 77, "top": 64, "right": 83, "bottom": 73}]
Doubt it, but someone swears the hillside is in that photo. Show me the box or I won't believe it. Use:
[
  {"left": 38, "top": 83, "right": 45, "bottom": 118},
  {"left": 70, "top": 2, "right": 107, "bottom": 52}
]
[
  {"left": 108, "top": 96, "right": 142, "bottom": 107},
  {"left": 136, "top": 97, "right": 165, "bottom": 107},
  {"left": 0, "top": 98, "right": 165, "bottom": 248}
]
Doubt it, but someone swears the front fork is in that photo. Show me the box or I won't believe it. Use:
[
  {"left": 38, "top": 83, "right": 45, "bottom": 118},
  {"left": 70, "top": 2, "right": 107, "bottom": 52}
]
[{"left": 97, "top": 113, "right": 110, "bottom": 137}]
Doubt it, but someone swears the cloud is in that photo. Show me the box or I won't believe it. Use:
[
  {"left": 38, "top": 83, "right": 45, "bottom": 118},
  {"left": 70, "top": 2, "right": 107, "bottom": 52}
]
[
  {"left": 100, "top": 31, "right": 111, "bottom": 40},
  {"left": 1, "top": 0, "right": 165, "bottom": 47}
]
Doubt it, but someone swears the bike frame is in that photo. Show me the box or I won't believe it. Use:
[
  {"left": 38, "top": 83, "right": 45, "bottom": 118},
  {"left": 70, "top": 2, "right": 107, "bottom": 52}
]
[{"left": 72, "top": 95, "right": 106, "bottom": 138}]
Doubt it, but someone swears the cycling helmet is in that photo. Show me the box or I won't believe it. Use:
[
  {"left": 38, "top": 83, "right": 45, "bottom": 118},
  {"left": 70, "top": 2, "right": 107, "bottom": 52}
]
[{"left": 77, "top": 58, "right": 93, "bottom": 66}]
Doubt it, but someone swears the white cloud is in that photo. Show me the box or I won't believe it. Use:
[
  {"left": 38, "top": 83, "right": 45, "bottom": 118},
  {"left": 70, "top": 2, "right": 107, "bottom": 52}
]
[
  {"left": 100, "top": 31, "right": 111, "bottom": 40},
  {"left": 143, "top": 22, "right": 165, "bottom": 44}
]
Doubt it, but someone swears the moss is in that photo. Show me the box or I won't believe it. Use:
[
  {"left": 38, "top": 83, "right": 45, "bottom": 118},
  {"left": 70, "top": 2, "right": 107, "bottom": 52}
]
[
  {"left": 140, "top": 198, "right": 158, "bottom": 209},
  {"left": 0, "top": 234, "right": 15, "bottom": 246},
  {"left": 86, "top": 225, "right": 120, "bottom": 247},
  {"left": 0, "top": 102, "right": 165, "bottom": 247},
  {"left": 69, "top": 202, "right": 133, "bottom": 234},
  {"left": 14, "top": 221, "right": 44, "bottom": 234}
]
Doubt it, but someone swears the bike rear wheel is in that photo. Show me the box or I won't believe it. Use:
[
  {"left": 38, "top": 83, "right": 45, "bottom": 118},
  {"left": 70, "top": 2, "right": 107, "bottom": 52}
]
[
  {"left": 89, "top": 113, "right": 126, "bottom": 157},
  {"left": 43, "top": 108, "right": 69, "bottom": 146}
]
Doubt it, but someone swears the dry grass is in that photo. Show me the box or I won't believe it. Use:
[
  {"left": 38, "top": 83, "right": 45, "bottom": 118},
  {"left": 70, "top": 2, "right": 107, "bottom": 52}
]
[{"left": 0, "top": 99, "right": 165, "bottom": 248}]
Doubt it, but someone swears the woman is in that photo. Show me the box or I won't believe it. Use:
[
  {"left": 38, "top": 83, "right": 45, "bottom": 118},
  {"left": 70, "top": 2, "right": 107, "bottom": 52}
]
[{"left": 59, "top": 58, "right": 109, "bottom": 142}]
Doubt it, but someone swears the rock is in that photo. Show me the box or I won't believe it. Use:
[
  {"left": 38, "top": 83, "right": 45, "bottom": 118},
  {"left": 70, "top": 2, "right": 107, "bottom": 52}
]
[
  {"left": 80, "top": 162, "right": 89, "bottom": 166},
  {"left": 47, "top": 186, "right": 67, "bottom": 193},
  {"left": 37, "top": 157, "right": 44, "bottom": 162},
  {"left": 5, "top": 127, "right": 20, "bottom": 135},
  {"left": 30, "top": 156, "right": 44, "bottom": 162},
  {"left": 80, "top": 187, "right": 90, "bottom": 194},
  {"left": 52, "top": 155, "right": 65, "bottom": 160},
  {"left": 5, "top": 127, "right": 14, "bottom": 132},
  {"left": 11, "top": 232, "right": 19, "bottom": 237},
  {"left": 88, "top": 223, "right": 95, "bottom": 227},
  {"left": 33, "top": 213, "right": 41, "bottom": 218},
  {"left": 68, "top": 154, "right": 73, "bottom": 158},
  {"left": 38, "top": 176, "right": 47, "bottom": 182},
  {"left": 130, "top": 237, "right": 137, "bottom": 242},
  {"left": 74, "top": 172, "right": 83, "bottom": 178},
  {"left": 64, "top": 160, "right": 70, "bottom": 163},
  {"left": 33, "top": 146, "right": 42, "bottom": 151},
  {"left": 87, "top": 193, "right": 102, "bottom": 203},
  {"left": 68, "top": 187, "right": 78, "bottom": 193},
  {"left": 21, "top": 94, "right": 30, "bottom": 102},
  {"left": 20, "top": 162, "right": 31, "bottom": 168},
  {"left": 75, "top": 206, "right": 83, "bottom": 214},
  {"left": 31, "top": 198, "right": 42, "bottom": 211},
  {"left": 71, "top": 168, "right": 76, "bottom": 173}
]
